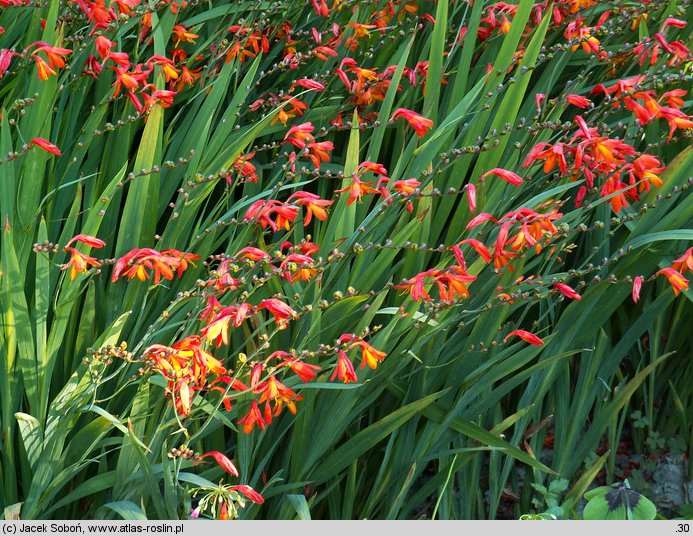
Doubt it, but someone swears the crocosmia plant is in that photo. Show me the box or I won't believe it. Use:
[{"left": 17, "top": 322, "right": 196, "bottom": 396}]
[{"left": 0, "top": 0, "right": 690, "bottom": 521}]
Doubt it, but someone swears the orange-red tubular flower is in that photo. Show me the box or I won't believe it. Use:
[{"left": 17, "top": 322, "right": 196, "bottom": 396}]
[
  {"left": 283, "top": 359, "right": 321, "bottom": 383},
  {"left": 66, "top": 234, "right": 106, "bottom": 248},
  {"left": 29, "top": 137, "right": 61, "bottom": 156},
  {"left": 504, "top": 329, "right": 545, "bottom": 346},
  {"left": 200, "top": 451, "right": 239, "bottom": 477},
  {"left": 331, "top": 350, "right": 358, "bottom": 383},
  {"left": 238, "top": 400, "right": 267, "bottom": 433},
  {"left": 94, "top": 36, "right": 115, "bottom": 58},
  {"left": 288, "top": 192, "right": 333, "bottom": 225},
  {"left": 283, "top": 122, "right": 315, "bottom": 149},
  {"left": 291, "top": 78, "right": 325, "bottom": 92},
  {"left": 230, "top": 485, "right": 265, "bottom": 504},
  {"left": 523, "top": 142, "right": 570, "bottom": 175},
  {"left": 336, "top": 176, "right": 380, "bottom": 205},
  {"left": 458, "top": 238, "right": 492, "bottom": 263},
  {"left": 554, "top": 283, "right": 581, "bottom": 300},
  {"left": 481, "top": 168, "right": 524, "bottom": 187},
  {"left": 657, "top": 267, "right": 689, "bottom": 296},
  {"left": 466, "top": 212, "right": 498, "bottom": 230},
  {"left": 257, "top": 299, "right": 298, "bottom": 329},
  {"left": 306, "top": 140, "right": 334, "bottom": 169},
  {"left": 671, "top": 247, "right": 693, "bottom": 274},
  {"left": 395, "top": 269, "right": 434, "bottom": 302},
  {"left": 351, "top": 340, "right": 387, "bottom": 370},
  {"left": 390, "top": 108, "right": 434, "bottom": 137},
  {"left": 393, "top": 178, "right": 421, "bottom": 196},
  {"left": 61, "top": 247, "right": 101, "bottom": 280},
  {"left": 566, "top": 94, "right": 591, "bottom": 108}
]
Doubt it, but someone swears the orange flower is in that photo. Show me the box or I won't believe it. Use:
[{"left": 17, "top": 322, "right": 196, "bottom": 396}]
[
  {"left": 395, "top": 269, "right": 434, "bottom": 302},
  {"left": 257, "top": 298, "right": 298, "bottom": 329},
  {"left": 61, "top": 247, "right": 101, "bottom": 280},
  {"left": 350, "top": 340, "right": 387, "bottom": 370},
  {"left": 32, "top": 54, "right": 56, "bottom": 80},
  {"left": 257, "top": 375, "right": 303, "bottom": 416},
  {"left": 600, "top": 174, "right": 629, "bottom": 213},
  {"left": 201, "top": 304, "right": 253, "bottom": 347},
  {"left": 172, "top": 24, "right": 199, "bottom": 47},
  {"left": 523, "top": 142, "right": 570, "bottom": 175},
  {"left": 393, "top": 178, "right": 421, "bottom": 196},
  {"left": 434, "top": 266, "right": 476, "bottom": 302},
  {"left": 94, "top": 36, "right": 115, "bottom": 58},
  {"left": 148, "top": 54, "right": 179, "bottom": 82},
  {"left": 111, "top": 66, "right": 144, "bottom": 96},
  {"left": 283, "top": 122, "right": 314, "bottom": 149},
  {"left": 112, "top": 248, "right": 196, "bottom": 284},
  {"left": 280, "top": 253, "right": 318, "bottom": 283},
  {"left": 331, "top": 350, "right": 358, "bottom": 383},
  {"left": 172, "top": 336, "right": 227, "bottom": 377},
  {"left": 306, "top": 140, "right": 334, "bottom": 169},
  {"left": 288, "top": 191, "right": 333, "bottom": 225},
  {"left": 391, "top": 108, "right": 434, "bottom": 137},
  {"left": 657, "top": 267, "right": 689, "bottom": 296},
  {"left": 493, "top": 222, "right": 517, "bottom": 270},
  {"left": 336, "top": 176, "right": 380, "bottom": 205},
  {"left": 31, "top": 42, "right": 71, "bottom": 69},
  {"left": 283, "top": 359, "right": 321, "bottom": 383},
  {"left": 238, "top": 400, "right": 268, "bottom": 433},
  {"left": 671, "top": 247, "right": 693, "bottom": 274}
]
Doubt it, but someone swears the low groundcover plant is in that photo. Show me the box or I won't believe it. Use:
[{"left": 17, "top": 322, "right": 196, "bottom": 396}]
[{"left": 0, "top": 0, "right": 691, "bottom": 521}]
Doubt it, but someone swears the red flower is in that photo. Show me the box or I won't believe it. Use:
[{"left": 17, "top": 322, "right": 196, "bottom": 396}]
[
  {"left": 230, "top": 485, "right": 265, "bottom": 504},
  {"left": 466, "top": 183, "right": 477, "bottom": 213},
  {"left": 391, "top": 108, "right": 434, "bottom": 137},
  {"left": 200, "top": 451, "right": 239, "bottom": 477},
  {"left": 481, "top": 168, "right": 523, "bottom": 187},
  {"left": 566, "top": 94, "right": 591, "bottom": 108},
  {"left": 554, "top": 283, "right": 581, "bottom": 300},
  {"left": 504, "top": 330, "right": 544, "bottom": 346},
  {"left": 257, "top": 299, "right": 298, "bottom": 329},
  {"left": 290, "top": 78, "right": 325, "bottom": 92},
  {"left": 66, "top": 234, "right": 105, "bottom": 248},
  {"left": 458, "top": 239, "right": 492, "bottom": 264},
  {"left": 284, "top": 359, "right": 321, "bottom": 383},
  {"left": 283, "top": 122, "right": 314, "bottom": 149},
  {"left": 29, "top": 137, "right": 61, "bottom": 156}
]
